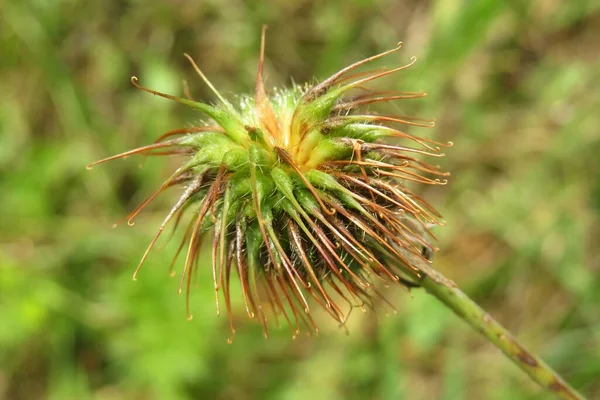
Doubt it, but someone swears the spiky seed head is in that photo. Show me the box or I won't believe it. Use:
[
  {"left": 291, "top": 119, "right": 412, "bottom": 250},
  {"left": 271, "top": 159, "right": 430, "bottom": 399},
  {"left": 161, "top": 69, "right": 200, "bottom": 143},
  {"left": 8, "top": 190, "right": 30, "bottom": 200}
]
[{"left": 88, "top": 27, "right": 451, "bottom": 341}]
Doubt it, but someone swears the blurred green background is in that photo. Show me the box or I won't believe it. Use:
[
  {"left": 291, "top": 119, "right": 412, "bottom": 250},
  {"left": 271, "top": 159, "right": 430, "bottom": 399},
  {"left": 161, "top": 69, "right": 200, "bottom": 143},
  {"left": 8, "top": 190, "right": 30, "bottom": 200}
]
[{"left": 1, "top": 0, "right": 599, "bottom": 399}]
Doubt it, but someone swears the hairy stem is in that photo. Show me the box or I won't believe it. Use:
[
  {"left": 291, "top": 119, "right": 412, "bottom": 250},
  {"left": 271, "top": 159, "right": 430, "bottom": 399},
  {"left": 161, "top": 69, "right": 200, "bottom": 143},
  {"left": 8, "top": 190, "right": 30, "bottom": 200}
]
[{"left": 416, "top": 268, "right": 585, "bottom": 399}]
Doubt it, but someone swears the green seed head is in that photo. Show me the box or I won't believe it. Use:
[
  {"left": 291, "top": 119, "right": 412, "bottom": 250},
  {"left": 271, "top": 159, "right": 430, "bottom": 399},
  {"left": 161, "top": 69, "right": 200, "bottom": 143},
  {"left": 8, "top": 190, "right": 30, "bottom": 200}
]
[{"left": 89, "top": 27, "right": 451, "bottom": 340}]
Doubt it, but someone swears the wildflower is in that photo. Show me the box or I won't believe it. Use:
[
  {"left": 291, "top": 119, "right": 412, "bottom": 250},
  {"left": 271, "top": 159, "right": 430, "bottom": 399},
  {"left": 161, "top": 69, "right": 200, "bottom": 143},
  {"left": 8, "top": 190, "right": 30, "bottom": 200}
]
[{"left": 88, "top": 27, "right": 450, "bottom": 341}]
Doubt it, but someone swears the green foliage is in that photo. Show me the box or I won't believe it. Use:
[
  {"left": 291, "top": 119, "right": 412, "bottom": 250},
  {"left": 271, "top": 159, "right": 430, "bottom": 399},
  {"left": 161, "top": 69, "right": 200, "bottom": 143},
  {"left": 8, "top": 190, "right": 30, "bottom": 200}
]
[{"left": 1, "top": 0, "right": 599, "bottom": 399}]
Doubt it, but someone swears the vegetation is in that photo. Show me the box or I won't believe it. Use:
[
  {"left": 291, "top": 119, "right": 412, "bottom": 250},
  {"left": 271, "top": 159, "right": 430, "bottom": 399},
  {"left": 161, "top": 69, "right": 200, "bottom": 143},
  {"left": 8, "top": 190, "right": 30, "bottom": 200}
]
[{"left": 1, "top": 1, "right": 599, "bottom": 399}]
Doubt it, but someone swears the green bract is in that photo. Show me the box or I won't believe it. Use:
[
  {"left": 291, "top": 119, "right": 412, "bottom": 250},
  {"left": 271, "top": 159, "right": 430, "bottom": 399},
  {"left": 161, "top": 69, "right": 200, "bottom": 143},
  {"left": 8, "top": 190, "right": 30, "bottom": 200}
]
[{"left": 89, "top": 28, "right": 451, "bottom": 340}]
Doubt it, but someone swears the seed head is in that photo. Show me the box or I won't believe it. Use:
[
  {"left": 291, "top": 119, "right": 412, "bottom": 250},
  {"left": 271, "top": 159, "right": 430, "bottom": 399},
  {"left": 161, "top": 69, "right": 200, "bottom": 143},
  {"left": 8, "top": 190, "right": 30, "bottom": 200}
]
[{"left": 88, "top": 27, "right": 451, "bottom": 340}]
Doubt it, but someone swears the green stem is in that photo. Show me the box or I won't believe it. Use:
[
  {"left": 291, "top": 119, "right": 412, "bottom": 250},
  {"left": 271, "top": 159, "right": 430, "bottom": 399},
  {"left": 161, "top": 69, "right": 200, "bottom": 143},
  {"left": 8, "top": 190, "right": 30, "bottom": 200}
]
[{"left": 418, "top": 269, "right": 585, "bottom": 399}]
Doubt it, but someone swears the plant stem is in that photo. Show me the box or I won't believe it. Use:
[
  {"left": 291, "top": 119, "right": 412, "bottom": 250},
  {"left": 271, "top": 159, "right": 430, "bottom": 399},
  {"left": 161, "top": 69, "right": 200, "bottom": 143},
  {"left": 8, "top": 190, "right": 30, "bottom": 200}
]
[{"left": 416, "top": 266, "right": 585, "bottom": 399}]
